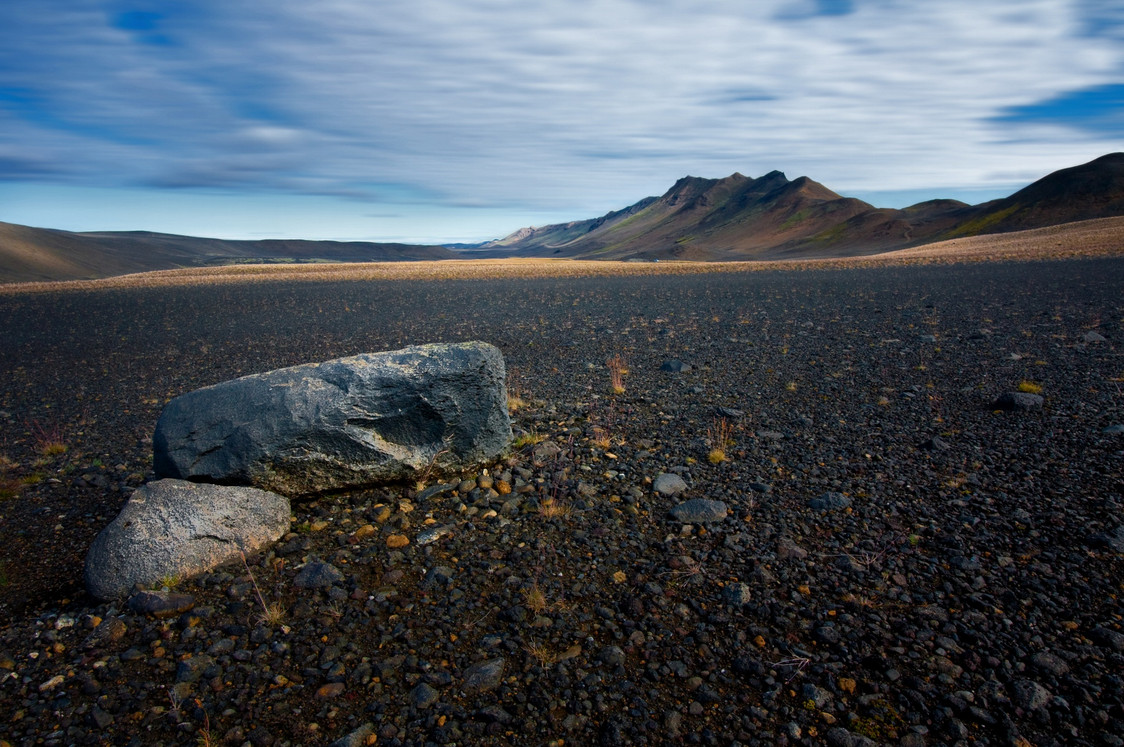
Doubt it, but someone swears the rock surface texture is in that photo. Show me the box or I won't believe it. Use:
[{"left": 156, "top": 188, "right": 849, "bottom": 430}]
[
  {"left": 153, "top": 342, "right": 512, "bottom": 494},
  {"left": 84, "top": 479, "right": 290, "bottom": 600}
]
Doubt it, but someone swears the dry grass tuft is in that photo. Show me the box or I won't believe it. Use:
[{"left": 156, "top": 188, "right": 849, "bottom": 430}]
[
  {"left": 591, "top": 425, "right": 612, "bottom": 450},
  {"left": 1016, "top": 380, "right": 1043, "bottom": 394},
  {"left": 707, "top": 417, "right": 734, "bottom": 463},
  {"left": 606, "top": 354, "right": 627, "bottom": 395},
  {"left": 538, "top": 498, "right": 572, "bottom": 519},
  {"left": 522, "top": 581, "right": 548, "bottom": 615},
  {"left": 525, "top": 640, "right": 559, "bottom": 667}
]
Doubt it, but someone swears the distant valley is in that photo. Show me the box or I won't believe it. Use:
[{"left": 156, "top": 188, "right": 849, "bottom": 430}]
[{"left": 2, "top": 153, "right": 1123, "bottom": 283}]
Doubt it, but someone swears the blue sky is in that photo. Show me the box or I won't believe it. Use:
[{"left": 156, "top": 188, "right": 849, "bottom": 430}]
[{"left": 1, "top": 0, "right": 1122, "bottom": 244}]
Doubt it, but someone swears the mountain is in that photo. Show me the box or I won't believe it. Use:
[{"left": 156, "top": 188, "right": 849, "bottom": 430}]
[
  {"left": 475, "top": 153, "right": 1124, "bottom": 260},
  {"left": 0, "top": 224, "right": 457, "bottom": 284}
]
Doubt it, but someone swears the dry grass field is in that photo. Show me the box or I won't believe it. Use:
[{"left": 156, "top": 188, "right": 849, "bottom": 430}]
[{"left": 3, "top": 216, "right": 1122, "bottom": 294}]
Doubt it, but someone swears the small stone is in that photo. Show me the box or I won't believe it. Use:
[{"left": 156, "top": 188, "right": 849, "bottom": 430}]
[
  {"left": 1083, "top": 330, "right": 1107, "bottom": 343},
  {"left": 495, "top": 479, "right": 512, "bottom": 495},
  {"left": 416, "top": 524, "right": 455, "bottom": 545},
  {"left": 669, "top": 498, "right": 727, "bottom": 523},
  {"left": 82, "top": 617, "right": 127, "bottom": 649},
  {"left": 838, "top": 677, "right": 856, "bottom": 694},
  {"left": 294, "top": 560, "right": 344, "bottom": 589},
  {"left": 722, "top": 582, "right": 751, "bottom": 606},
  {"left": 991, "top": 392, "right": 1044, "bottom": 411},
  {"left": 1012, "top": 679, "right": 1052, "bottom": 711},
  {"left": 777, "top": 537, "right": 809, "bottom": 560},
  {"left": 317, "top": 682, "right": 346, "bottom": 698},
  {"left": 327, "top": 723, "right": 375, "bottom": 747},
  {"left": 463, "top": 657, "right": 505, "bottom": 694},
  {"left": 1030, "top": 651, "right": 1070, "bottom": 677},
  {"left": 348, "top": 524, "right": 376, "bottom": 543},
  {"left": 920, "top": 435, "right": 949, "bottom": 451},
  {"left": 386, "top": 534, "right": 410, "bottom": 549},
  {"left": 653, "top": 473, "right": 688, "bottom": 497},
  {"left": 409, "top": 682, "right": 440, "bottom": 709},
  {"left": 808, "top": 492, "right": 852, "bottom": 512},
  {"left": 175, "top": 654, "right": 214, "bottom": 684},
  {"left": 660, "top": 359, "right": 691, "bottom": 373},
  {"left": 1102, "top": 424, "right": 1124, "bottom": 434},
  {"left": 126, "top": 590, "right": 195, "bottom": 619}
]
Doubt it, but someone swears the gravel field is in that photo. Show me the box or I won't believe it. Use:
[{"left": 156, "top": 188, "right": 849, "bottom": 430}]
[{"left": 0, "top": 257, "right": 1122, "bottom": 746}]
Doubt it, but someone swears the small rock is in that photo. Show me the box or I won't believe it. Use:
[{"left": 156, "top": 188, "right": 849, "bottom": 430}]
[
  {"left": 386, "top": 534, "right": 410, "bottom": 549},
  {"left": 463, "top": 657, "right": 505, "bottom": 694},
  {"left": 808, "top": 492, "right": 852, "bottom": 512},
  {"left": 669, "top": 498, "right": 728, "bottom": 523},
  {"left": 1011, "top": 679, "right": 1052, "bottom": 711},
  {"left": 1030, "top": 651, "right": 1070, "bottom": 677},
  {"left": 1090, "top": 626, "right": 1124, "bottom": 652},
  {"left": 991, "top": 392, "right": 1044, "bottom": 411},
  {"left": 127, "top": 590, "right": 196, "bottom": 619},
  {"left": 328, "top": 723, "right": 376, "bottom": 747},
  {"left": 1083, "top": 330, "right": 1107, "bottom": 343},
  {"left": 722, "top": 582, "right": 751, "bottom": 606},
  {"left": 920, "top": 435, "right": 949, "bottom": 451},
  {"left": 416, "top": 524, "right": 455, "bottom": 545},
  {"left": 531, "top": 441, "right": 562, "bottom": 465},
  {"left": 82, "top": 617, "right": 127, "bottom": 649},
  {"left": 317, "top": 682, "right": 346, "bottom": 698},
  {"left": 653, "top": 473, "right": 688, "bottom": 497},
  {"left": 660, "top": 359, "right": 691, "bottom": 373},
  {"left": 175, "top": 654, "right": 214, "bottom": 684},
  {"left": 409, "top": 682, "right": 440, "bottom": 709},
  {"left": 294, "top": 560, "right": 344, "bottom": 589},
  {"left": 1102, "top": 424, "right": 1124, "bottom": 434},
  {"left": 777, "top": 537, "right": 808, "bottom": 560},
  {"left": 1086, "top": 526, "right": 1124, "bottom": 552}
]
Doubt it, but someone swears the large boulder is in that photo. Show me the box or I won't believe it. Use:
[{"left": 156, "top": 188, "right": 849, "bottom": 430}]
[
  {"left": 153, "top": 342, "right": 512, "bottom": 495},
  {"left": 85, "top": 479, "right": 290, "bottom": 600}
]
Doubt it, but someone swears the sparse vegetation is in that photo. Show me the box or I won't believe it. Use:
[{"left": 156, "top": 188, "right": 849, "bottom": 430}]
[
  {"left": 707, "top": 417, "right": 734, "bottom": 463},
  {"left": 538, "top": 497, "right": 572, "bottom": 519},
  {"left": 522, "top": 581, "right": 548, "bottom": 615},
  {"left": 240, "top": 550, "right": 285, "bottom": 627},
  {"left": 606, "top": 354, "right": 627, "bottom": 394},
  {"left": 512, "top": 431, "right": 546, "bottom": 448},
  {"left": 28, "top": 420, "right": 67, "bottom": 457},
  {"left": 1017, "top": 380, "right": 1043, "bottom": 394}
]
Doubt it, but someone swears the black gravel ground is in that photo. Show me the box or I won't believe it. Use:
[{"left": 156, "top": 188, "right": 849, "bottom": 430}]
[{"left": 0, "top": 257, "right": 1122, "bottom": 746}]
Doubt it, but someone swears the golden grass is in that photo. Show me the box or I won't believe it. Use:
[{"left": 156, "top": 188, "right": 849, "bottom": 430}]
[{"left": 4, "top": 217, "right": 1122, "bottom": 294}]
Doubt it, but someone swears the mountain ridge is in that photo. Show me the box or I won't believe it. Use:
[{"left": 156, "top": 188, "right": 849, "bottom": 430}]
[{"left": 473, "top": 152, "right": 1124, "bottom": 261}]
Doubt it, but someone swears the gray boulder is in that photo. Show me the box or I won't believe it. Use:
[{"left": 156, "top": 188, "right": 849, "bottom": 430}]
[
  {"left": 153, "top": 342, "right": 512, "bottom": 495},
  {"left": 85, "top": 479, "right": 290, "bottom": 600}
]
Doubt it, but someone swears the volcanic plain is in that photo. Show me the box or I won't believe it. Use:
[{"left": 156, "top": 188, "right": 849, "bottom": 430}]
[{"left": 0, "top": 248, "right": 1122, "bottom": 746}]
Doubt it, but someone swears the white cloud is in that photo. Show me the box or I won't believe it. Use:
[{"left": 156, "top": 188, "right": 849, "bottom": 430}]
[{"left": 1, "top": 0, "right": 1122, "bottom": 234}]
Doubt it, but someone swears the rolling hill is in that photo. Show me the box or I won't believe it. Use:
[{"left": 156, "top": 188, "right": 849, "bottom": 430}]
[{"left": 0, "top": 224, "right": 457, "bottom": 284}]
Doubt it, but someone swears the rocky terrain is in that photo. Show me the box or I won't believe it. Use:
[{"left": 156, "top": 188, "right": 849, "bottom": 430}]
[{"left": 0, "top": 256, "right": 1122, "bottom": 746}]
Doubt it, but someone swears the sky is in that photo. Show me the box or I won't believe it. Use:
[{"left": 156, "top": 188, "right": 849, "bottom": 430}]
[{"left": 1, "top": 0, "right": 1122, "bottom": 244}]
